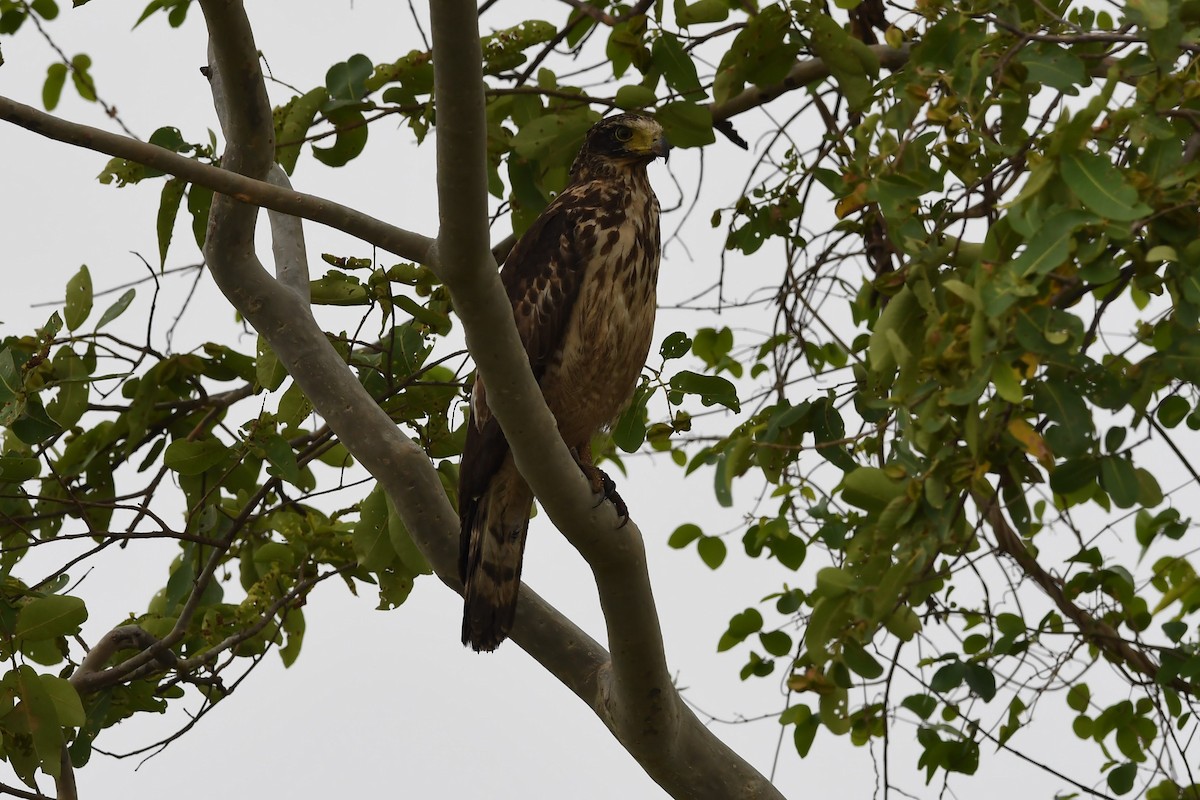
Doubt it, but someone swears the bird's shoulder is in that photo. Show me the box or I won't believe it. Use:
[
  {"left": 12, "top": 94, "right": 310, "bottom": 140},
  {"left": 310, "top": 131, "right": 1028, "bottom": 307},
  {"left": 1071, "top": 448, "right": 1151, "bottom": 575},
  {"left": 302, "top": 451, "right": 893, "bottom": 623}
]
[{"left": 500, "top": 180, "right": 626, "bottom": 289}]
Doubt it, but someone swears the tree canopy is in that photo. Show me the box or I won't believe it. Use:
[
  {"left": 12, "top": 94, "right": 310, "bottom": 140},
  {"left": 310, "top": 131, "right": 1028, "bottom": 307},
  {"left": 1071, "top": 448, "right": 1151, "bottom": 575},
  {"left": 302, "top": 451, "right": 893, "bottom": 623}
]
[{"left": 2, "top": 0, "right": 1200, "bottom": 798}]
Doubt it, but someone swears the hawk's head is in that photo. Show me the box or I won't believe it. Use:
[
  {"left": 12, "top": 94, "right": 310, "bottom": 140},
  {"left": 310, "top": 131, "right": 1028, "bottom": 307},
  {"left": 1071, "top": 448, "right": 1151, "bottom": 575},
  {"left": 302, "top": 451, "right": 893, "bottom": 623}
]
[{"left": 570, "top": 113, "right": 670, "bottom": 180}]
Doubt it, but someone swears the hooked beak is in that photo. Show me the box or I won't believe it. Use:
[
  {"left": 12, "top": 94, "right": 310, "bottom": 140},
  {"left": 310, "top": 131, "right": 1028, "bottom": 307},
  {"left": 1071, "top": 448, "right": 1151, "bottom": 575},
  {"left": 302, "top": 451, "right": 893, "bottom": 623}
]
[{"left": 652, "top": 135, "right": 671, "bottom": 161}]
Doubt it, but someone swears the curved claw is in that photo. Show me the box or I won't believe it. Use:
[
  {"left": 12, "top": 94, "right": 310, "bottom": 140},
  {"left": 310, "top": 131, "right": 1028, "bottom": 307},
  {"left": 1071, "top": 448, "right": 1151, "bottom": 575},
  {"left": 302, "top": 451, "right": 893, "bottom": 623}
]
[{"left": 577, "top": 460, "right": 630, "bottom": 526}]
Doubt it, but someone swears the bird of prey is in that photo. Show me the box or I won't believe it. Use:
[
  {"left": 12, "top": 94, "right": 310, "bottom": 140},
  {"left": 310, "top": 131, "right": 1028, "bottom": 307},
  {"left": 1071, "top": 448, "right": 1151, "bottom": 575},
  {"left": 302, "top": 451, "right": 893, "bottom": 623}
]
[{"left": 458, "top": 113, "right": 670, "bottom": 652}]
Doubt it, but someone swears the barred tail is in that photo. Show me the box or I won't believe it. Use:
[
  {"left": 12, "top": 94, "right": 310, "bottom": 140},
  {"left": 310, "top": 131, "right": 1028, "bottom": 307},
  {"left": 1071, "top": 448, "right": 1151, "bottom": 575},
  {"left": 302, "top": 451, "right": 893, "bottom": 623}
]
[{"left": 460, "top": 466, "right": 532, "bottom": 652}]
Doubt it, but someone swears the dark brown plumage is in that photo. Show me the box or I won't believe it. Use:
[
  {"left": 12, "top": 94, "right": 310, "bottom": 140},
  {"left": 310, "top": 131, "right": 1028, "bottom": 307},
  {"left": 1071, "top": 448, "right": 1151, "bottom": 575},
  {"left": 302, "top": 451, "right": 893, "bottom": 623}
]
[{"left": 458, "top": 113, "right": 669, "bottom": 652}]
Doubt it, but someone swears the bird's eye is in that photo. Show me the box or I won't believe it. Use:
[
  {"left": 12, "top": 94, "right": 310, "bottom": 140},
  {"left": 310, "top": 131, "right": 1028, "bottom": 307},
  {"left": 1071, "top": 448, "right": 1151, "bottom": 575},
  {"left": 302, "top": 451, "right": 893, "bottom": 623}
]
[{"left": 614, "top": 126, "right": 633, "bottom": 142}]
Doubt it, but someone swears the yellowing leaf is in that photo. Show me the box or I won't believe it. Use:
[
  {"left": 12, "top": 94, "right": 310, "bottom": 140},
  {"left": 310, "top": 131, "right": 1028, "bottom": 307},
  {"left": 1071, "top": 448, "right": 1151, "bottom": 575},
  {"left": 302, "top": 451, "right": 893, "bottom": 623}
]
[{"left": 1007, "top": 418, "right": 1053, "bottom": 468}]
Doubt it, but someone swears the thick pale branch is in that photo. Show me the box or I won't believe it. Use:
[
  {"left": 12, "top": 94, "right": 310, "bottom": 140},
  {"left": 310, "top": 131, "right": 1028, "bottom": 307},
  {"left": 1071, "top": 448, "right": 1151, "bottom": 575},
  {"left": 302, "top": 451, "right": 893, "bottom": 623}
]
[
  {"left": 0, "top": 95, "right": 434, "bottom": 264},
  {"left": 433, "top": 0, "right": 680, "bottom": 722},
  {"left": 186, "top": 0, "right": 636, "bottom": 734},
  {"left": 265, "top": 164, "right": 312, "bottom": 300},
  {"left": 428, "top": 2, "right": 782, "bottom": 798},
  {"left": 69, "top": 626, "right": 174, "bottom": 694}
]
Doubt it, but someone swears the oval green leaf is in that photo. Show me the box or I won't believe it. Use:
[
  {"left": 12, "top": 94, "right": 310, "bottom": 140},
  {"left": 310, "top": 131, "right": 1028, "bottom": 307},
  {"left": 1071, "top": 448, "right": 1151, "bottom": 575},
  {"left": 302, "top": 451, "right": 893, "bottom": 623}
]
[{"left": 15, "top": 595, "right": 87, "bottom": 641}]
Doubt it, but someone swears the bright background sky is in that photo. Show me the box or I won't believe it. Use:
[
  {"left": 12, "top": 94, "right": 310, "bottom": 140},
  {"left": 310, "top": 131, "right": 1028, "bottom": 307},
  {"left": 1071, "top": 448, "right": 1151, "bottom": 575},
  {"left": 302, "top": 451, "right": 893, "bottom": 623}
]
[{"left": 0, "top": 2, "right": 1109, "bottom": 798}]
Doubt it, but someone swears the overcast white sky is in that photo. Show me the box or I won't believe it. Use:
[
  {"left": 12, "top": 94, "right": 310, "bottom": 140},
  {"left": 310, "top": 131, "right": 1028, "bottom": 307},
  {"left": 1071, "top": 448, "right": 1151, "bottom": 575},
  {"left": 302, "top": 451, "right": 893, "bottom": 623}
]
[{"left": 0, "top": 2, "right": 1125, "bottom": 798}]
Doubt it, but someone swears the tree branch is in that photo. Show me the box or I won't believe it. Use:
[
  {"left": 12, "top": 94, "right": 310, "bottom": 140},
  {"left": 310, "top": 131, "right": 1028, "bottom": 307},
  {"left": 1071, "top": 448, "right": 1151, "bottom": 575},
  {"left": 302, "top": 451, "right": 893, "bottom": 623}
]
[
  {"left": 0, "top": 4, "right": 784, "bottom": 794},
  {"left": 974, "top": 487, "right": 1193, "bottom": 695},
  {"left": 0, "top": 95, "right": 434, "bottom": 264},
  {"left": 711, "top": 45, "right": 909, "bottom": 122},
  {"left": 265, "top": 164, "right": 312, "bottom": 300},
  {"left": 69, "top": 626, "right": 175, "bottom": 695},
  {"left": 427, "top": 2, "right": 783, "bottom": 798}
]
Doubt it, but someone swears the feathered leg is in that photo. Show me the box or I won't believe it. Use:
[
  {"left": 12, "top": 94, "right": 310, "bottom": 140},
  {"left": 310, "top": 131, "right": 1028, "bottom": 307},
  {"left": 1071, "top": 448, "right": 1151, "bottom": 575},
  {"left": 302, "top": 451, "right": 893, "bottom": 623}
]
[{"left": 460, "top": 456, "right": 534, "bottom": 652}]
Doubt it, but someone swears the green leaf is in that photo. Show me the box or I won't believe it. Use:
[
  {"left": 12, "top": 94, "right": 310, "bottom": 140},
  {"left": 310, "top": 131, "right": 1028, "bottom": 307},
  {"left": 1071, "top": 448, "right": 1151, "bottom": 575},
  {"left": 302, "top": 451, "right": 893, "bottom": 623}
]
[
  {"left": 1162, "top": 620, "right": 1187, "bottom": 643},
  {"left": 718, "top": 607, "right": 763, "bottom": 651},
  {"left": 656, "top": 101, "right": 715, "bottom": 148},
  {"left": 0, "top": 456, "right": 40, "bottom": 484},
  {"left": 95, "top": 288, "right": 136, "bottom": 331},
  {"left": 148, "top": 125, "right": 187, "bottom": 153},
  {"left": 1157, "top": 396, "right": 1190, "bottom": 428},
  {"left": 187, "top": 183, "right": 213, "bottom": 250},
  {"left": 1015, "top": 43, "right": 1087, "bottom": 94},
  {"left": 1010, "top": 209, "right": 1097, "bottom": 278},
  {"left": 253, "top": 541, "right": 295, "bottom": 573},
  {"left": 726, "top": 5, "right": 800, "bottom": 86},
  {"left": 385, "top": 494, "right": 432, "bottom": 575},
  {"left": 0, "top": 347, "right": 23, "bottom": 410},
  {"left": 46, "top": 347, "right": 90, "bottom": 428},
  {"left": 902, "top": 694, "right": 938, "bottom": 719},
  {"left": 842, "top": 639, "right": 884, "bottom": 679},
  {"left": 964, "top": 663, "right": 997, "bottom": 701},
  {"left": 840, "top": 466, "right": 905, "bottom": 511},
  {"left": 770, "top": 533, "right": 806, "bottom": 570},
  {"left": 1034, "top": 380, "right": 1093, "bottom": 455},
  {"left": 10, "top": 665, "right": 64, "bottom": 777},
  {"left": 12, "top": 397, "right": 63, "bottom": 445},
  {"left": 1061, "top": 151, "right": 1152, "bottom": 221},
  {"left": 42, "top": 62, "right": 67, "bottom": 110},
  {"left": 612, "top": 388, "right": 650, "bottom": 453},
  {"left": 278, "top": 608, "right": 305, "bottom": 668},
  {"left": 1107, "top": 762, "right": 1137, "bottom": 795},
  {"left": 660, "top": 331, "right": 692, "bottom": 359},
  {"left": 394, "top": 295, "right": 452, "bottom": 335},
  {"left": 804, "top": 10, "right": 878, "bottom": 112},
  {"left": 325, "top": 53, "right": 373, "bottom": 101},
  {"left": 38, "top": 675, "right": 84, "bottom": 727},
  {"left": 668, "top": 523, "right": 703, "bottom": 548},
  {"left": 1128, "top": 0, "right": 1169, "bottom": 29},
  {"left": 670, "top": 369, "right": 739, "bottom": 411},
  {"left": 15, "top": 595, "right": 87, "bottom": 641},
  {"left": 163, "top": 438, "right": 228, "bottom": 475},
  {"left": 1135, "top": 468, "right": 1163, "bottom": 507},
  {"left": 652, "top": 33, "right": 703, "bottom": 98},
  {"left": 793, "top": 709, "right": 820, "bottom": 756},
  {"left": 353, "top": 487, "right": 395, "bottom": 571},
  {"left": 261, "top": 433, "right": 302, "bottom": 486},
  {"left": 30, "top": 0, "right": 58, "bottom": 18},
  {"left": 277, "top": 380, "right": 312, "bottom": 433},
  {"left": 697, "top": 535, "right": 726, "bottom": 569},
  {"left": 713, "top": 449, "right": 734, "bottom": 507},
  {"left": 930, "top": 660, "right": 965, "bottom": 692},
  {"left": 614, "top": 84, "right": 657, "bottom": 110},
  {"left": 816, "top": 566, "right": 858, "bottom": 597},
  {"left": 157, "top": 178, "right": 186, "bottom": 266},
  {"left": 64, "top": 264, "right": 93, "bottom": 331},
  {"left": 1099, "top": 456, "right": 1139, "bottom": 508},
  {"left": 309, "top": 270, "right": 370, "bottom": 306},
  {"left": 1066, "top": 682, "right": 1090, "bottom": 712},
  {"left": 512, "top": 111, "right": 598, "bottom": 169},
  {"left": 276, "top": 88, "right": 326, "bottom": 174},
  {"left": 256, "top": 335, "right": 287, "bottom": 391},
  {"left": 760, "top": 630, "right": 793, "bottom": 657},
  {"left": 312, "top": 108, "right": 369, "bottom": 168},
  {"left": 70, "top": 53, "right": 96, "bottom": 102},
  {"left": 675, "top": 0, "right": 729, "bottom": 26}
]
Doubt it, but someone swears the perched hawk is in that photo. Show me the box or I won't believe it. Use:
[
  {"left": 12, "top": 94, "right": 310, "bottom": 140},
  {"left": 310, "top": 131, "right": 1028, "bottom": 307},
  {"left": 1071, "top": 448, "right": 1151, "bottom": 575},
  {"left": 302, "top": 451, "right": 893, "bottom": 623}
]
[{"left": 458, "top": 113, "right": 670, "bottom": 652}]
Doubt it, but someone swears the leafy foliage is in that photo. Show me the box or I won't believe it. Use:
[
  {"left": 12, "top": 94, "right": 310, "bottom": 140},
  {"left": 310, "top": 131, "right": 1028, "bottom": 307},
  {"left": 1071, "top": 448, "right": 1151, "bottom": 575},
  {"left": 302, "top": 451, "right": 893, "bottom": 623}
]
[{"left": 5, "top": 0, "right": 1200, "bottom": 797}]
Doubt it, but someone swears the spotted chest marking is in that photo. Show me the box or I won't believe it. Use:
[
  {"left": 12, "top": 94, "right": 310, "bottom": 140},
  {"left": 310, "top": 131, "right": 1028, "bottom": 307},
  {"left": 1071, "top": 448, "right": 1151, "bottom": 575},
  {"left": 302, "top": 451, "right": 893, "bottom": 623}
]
[{"left": 541, "top": 173, "right": 661, "bottom": 448}]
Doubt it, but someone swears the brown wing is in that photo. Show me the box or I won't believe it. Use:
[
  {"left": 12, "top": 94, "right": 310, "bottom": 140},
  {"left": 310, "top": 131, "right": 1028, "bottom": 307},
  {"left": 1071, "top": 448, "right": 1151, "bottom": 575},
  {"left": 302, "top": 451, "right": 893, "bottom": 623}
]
[
  {"left": 457, "top": 182, "right": 605, "bottom": 585},
  {"left": 501, "top": 182, "right": 604, "bottom": 377}
]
